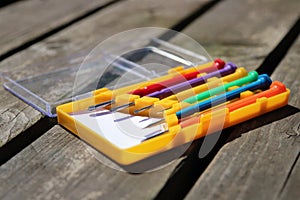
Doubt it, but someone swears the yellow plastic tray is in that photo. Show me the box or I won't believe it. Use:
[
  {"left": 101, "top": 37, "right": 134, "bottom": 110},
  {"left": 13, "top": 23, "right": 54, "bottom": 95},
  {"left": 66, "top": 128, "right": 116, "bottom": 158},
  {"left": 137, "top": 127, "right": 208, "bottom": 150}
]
[{"left": 57, "top": 63, "right": 290, "bottom": 165}]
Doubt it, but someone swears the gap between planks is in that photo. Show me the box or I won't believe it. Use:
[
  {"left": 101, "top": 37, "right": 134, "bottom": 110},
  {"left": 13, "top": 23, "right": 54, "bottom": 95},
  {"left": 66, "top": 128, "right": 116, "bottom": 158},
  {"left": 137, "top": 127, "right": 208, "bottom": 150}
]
[
  {"left": 0, "top": 1, "right": 220, "bottom": 199},
  {"left": 0, "top": 0, "right": 20, "bottom": 9},
  {"left": 0, "top": 0, "right": 298, "bottom": 198},
  {"left": 0, "top": 0, "right": 220, "bottom": 163},
  {"left": 154, "top": 7, "right": 300, "bottom": 200},
  {"left": 0, "top": 0, "right": 124, "bottom": 62},
  {"left": 183, "top": 24, "right": 300, "bottom": 200}
]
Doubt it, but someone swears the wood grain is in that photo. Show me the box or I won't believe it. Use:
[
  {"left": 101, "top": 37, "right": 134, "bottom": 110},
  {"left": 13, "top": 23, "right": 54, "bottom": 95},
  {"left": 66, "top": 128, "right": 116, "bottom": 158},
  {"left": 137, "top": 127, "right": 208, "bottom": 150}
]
[
  {"left": 0, "top": 0, "right": 115, "bottom": 146},
  {"left": 185, "top": 20, "right": 300, "bottom": 200},
  {"left": 0, "top": 125, "right": 185, "bottom": 199},
  {"left": 1, "top": 0, "right": 299, "bottom": 199},
  {"left": 0, "top": 0, "right": 114, "bottom": 57},
  {"left": 272, "top": 38, "right": 300, "bottom": 200},
  {"left": 0, "top": 0, "right": 207, "bottom": 147},
  {"left": 170, "top": 0, "right": 300, "bottom": 71},
  {"left": 0, "top": 0, "right": 209, "bottom": 199},
  {"left": 280, "top": 154, "right": 300, "bottom": 200}
]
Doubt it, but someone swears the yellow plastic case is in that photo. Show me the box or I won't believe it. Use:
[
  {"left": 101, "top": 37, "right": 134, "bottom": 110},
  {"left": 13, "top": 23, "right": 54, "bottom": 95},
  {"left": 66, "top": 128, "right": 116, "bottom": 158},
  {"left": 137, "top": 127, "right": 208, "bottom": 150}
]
[{"left": 57, "top": 62, "right": 290, "bottom": 166}]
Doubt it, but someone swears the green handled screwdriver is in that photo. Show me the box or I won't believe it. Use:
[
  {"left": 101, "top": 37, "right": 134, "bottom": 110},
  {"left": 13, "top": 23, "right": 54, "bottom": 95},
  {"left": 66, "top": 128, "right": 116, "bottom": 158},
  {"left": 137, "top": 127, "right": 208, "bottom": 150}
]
[
  {"left": 183, "top": 71, "right": 259, "bottom": 104},
  {"left": 134, "top": 71, "right": 259, "bottom": 114}
]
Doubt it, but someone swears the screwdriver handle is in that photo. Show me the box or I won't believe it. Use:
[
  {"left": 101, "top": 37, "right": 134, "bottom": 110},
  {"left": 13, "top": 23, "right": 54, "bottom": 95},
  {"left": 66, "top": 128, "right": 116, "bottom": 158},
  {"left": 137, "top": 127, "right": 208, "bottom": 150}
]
[
  {"left": 130, "top": 58, "right": 225, "bottom": 96},
  {"left": 183, "top": 71, "right": 259, "bottom": 104},
  {"left": 176, "top": 74, "right": 272, "bottom": 119},
  {"left": 227, "top": 81, "right": 286, "bottom": 111},
  {"left": 147, "top": 62, "right": 237, "bottom": 99},
  {"left": 180, "top": 81, "right": 286, "bottom": 128}
]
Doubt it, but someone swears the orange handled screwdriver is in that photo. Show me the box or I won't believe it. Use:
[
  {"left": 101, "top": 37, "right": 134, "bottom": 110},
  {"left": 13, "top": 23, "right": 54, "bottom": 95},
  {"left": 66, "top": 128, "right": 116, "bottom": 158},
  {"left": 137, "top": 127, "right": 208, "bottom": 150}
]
[{"left": 180, "top": 81, "right": 287, "bottom": 128}]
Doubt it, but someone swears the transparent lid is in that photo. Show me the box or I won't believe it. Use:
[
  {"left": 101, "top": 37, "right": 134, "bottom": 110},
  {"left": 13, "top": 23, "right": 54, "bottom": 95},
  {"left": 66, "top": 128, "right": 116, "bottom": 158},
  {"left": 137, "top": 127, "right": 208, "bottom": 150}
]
[{"left": 1, "top": 28, "right": 211, "bottom": 117}]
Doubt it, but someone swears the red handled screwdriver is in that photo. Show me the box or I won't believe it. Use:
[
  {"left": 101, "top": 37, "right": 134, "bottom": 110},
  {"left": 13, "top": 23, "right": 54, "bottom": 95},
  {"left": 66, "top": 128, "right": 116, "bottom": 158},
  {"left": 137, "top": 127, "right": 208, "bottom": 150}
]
[
  {"left": 129, "top": 58, "right": 225, "bottom": 96},
  {"left": 89, "top": 59, "right": 225, "bottom": 111}
]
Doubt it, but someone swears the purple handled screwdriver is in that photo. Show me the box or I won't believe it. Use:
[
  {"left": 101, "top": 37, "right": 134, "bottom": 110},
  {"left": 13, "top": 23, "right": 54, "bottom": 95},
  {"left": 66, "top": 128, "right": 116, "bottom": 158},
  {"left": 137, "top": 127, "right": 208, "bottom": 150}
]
[
  {"left": 146, "top": 63, "right": 237, "bottom": 99},
  {"left": 110, "top": 63, "right": 237, "bottom": 112}
]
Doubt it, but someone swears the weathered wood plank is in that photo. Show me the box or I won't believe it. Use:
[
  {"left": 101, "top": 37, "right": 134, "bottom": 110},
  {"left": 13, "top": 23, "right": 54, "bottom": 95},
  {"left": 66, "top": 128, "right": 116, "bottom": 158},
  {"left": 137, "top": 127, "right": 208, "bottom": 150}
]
[
  {"left": 1, "top": 0, "right": 298, "bottom": 199},
  {"left": 170, "top": 0, "right": 300, "bottom": 71},
  {"left": 185, "top": 26, "right": 300, "bottom": 200},
  {"left": 0, "top": 0, "right": 208, "bottom": 147},
  {"left": 149, "top": 0, "right": 300, "bottom": 199},
  {"left": 280, "top": 155, "right": 300, "bottom": 200},
  {"left": 0, "top": 0, "right": 114, "bottom": 57},
  {"left": 0, "top": 0, "right": 20, "bottom": 8},
  {"left": 0, "top": 125, "right": 183, "bottom": 199},
  {"left": 0, "top": 0, "right": 211, "bottom": 199},
  {"left": 272, "top": 38, "right": 300, "bottom": 200}
]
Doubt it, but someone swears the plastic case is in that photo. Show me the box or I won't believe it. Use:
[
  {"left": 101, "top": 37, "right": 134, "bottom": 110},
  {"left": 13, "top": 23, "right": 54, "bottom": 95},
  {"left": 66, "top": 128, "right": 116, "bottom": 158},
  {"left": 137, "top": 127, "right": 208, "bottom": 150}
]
[
  {"left": 56, "top": 66, "right": 290, "bottom": 166},
  {"left": 2, "top": 37, "right": 290, "bottom": 172},
  {"left": 1, "top": 38, "right": 209, "bottom": 117}
]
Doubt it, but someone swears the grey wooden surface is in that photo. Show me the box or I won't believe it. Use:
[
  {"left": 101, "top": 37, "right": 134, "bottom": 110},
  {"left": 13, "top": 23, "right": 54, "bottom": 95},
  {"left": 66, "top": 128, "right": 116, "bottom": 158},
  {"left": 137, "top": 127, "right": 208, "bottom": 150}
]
[
  {"left": 0, "top": 0, "right": 299, "bottom": 199},
  {"left": 172, "top": 0, "right": 300, "bottom": 71},
  {"left": 0, "top": 0, "right": 205, "bottom": 147},
  {"left": 0, "top": 0, "right": 113, "bottom": 58},
  {"left": 186, "top": 37, "right": 300, "bottom": 200},
  {"left": 0, "top": 125, "right": 184, "bottom": 199},
  {"left": 173, "top": 1, "right": 300, "bottom": 199},
  {"left": 275, "top": 38, "right": 300, "bottom": 200},
  {"left": 0, "top": 0, "right": 209, "bottom": 199}
]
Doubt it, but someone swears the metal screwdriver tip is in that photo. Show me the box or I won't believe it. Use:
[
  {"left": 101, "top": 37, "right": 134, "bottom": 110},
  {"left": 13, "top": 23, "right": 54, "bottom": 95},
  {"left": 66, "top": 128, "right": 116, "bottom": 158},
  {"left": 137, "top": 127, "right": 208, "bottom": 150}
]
[
  {"left": 143, "top": 118, "right": 165, "bottom": 129},
  {"left": 142, "top": 129, "right": 169, "bottom": 141},
  {"left": 88, "top": 100, "right": 114, "bottom": 111},
  {"left": 110, "top": 102, "right": 135, "bottom": 112},
  {"left": 133, "top": 105, "right": 153, "bottom": 114}
]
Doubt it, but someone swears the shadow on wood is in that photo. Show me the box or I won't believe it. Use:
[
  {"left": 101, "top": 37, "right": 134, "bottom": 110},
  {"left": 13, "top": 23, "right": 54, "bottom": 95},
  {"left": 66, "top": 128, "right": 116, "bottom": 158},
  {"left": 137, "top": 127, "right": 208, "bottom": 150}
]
[
  {"left": 153, "top": 104, "right": 299, "bottom": 200},
  {"left": 0, "top": 117, "right": 57, "bottom": 165},
  {"left": 0, "top": 0, "right": 20, "bottom": 9},
  {"left": 61, "top": 104, "right": 299, "bottom": 176}
]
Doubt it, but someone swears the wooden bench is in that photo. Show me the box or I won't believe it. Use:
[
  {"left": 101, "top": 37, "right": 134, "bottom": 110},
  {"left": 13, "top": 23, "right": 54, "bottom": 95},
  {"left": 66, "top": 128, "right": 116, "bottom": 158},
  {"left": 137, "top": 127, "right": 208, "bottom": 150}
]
[{"left": 0, "top": 0, "right": 299, "bottom": 199}]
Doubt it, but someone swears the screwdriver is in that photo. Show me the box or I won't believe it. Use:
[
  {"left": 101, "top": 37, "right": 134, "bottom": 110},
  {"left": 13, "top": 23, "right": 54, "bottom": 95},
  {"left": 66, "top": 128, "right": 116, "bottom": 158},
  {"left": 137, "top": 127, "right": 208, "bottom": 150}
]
[
  {"left": 144, "top": 74, "right": 272, "bottom": 128},
  {"left": 144, "top": 80, "right": 286, "bottom": 140},
  {"left": 183, "top": 71, "right": 259, "bottom": 104},
  {"left": 130, "top": 58, "right": 225, "bottom": 96},
  {"left": 146, "top": 62, "right": 236, "bottom": 99},
  {"left": 89, "top": 59, "right": 225, "bottom": 111},
  {"left": 110, "top": 62, "right": 237, "bottom": 112},
  {"left": 180, "top": 81, "right": 287, "bottom": 127},
  {"left": 134, "top": 70, "right": 258, "bottom": 114}
]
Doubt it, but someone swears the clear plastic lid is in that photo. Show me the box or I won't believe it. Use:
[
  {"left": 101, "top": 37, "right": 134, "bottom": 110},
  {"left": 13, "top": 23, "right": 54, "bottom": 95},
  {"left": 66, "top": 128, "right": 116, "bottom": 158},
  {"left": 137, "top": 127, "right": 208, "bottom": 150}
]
[{"left": 1, "top": 28, "right": 211, "bottom": 117}]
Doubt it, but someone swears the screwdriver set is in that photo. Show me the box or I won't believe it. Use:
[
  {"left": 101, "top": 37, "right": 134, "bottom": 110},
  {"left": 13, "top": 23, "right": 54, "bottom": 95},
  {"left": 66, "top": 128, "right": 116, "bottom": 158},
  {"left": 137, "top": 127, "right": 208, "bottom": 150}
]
[{"left": 56, "top": 46, "right": 290, "bottom": 166}]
